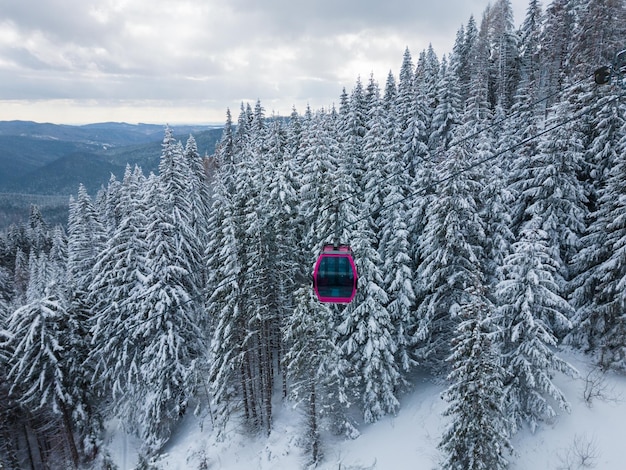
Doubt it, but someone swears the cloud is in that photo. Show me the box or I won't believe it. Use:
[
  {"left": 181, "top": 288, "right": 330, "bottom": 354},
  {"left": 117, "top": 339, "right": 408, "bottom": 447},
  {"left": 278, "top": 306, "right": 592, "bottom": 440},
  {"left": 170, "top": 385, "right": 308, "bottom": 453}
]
[{"left": 0, "top": 0, "right": 529, "bottom": 123}]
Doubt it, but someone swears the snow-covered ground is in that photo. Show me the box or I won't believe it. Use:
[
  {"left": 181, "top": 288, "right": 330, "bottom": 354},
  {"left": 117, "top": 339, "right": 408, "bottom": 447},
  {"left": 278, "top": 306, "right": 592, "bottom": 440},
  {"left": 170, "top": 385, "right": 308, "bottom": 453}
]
[{"left": 104, "top": 349, "right": 626, "bottom": 469}]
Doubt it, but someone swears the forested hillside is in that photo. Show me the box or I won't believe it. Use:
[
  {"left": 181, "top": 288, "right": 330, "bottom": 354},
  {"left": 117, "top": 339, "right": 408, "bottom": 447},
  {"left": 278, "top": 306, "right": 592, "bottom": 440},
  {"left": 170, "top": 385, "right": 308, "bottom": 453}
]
[
  {"left": 0, "top": 123, "right": 223, "bottom": 228},
  {"left": 1, "top": 0, "right": 625, "bottom": 468}
]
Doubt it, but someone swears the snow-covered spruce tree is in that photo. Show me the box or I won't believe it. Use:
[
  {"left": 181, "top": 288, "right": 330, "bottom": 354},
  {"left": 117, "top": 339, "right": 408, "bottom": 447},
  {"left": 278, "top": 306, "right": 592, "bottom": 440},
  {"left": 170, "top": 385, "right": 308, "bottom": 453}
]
[
  {"left": 415, "top": 44, "right": 440, "bottom": 139},
  {"left": 296, "top": 106, "right": 368, "bottom": 434},
  {"left": 158, "top": 128, "right": 206, "bottom": 298},
  {"left": 205, "top": 173, "right": 249, "bottom": 435},
  {"left": 184, "top": 134, "right": 212, "bottom": 246},
  {"left": 496, "top": 217, "right": 577, "bottom": 433},
  {"left": 283, "top": 287, "right": 344, "bottom": 465},
  {"left": 569, "top": 90, "right": 626, "bottom": 357},
  {"left": 65, "top": 185, "right": 108, "bottom": 443},
  {"left": 26, "top": 204, "right": 51, "bottom": 254},
  {"left": 47, "top": 226, "right": 100, "bottom": 459},
  {"left": 325, "top": 80, "right": 400, "bottom": 423},
  {"left": 0, "top": 292, "right": 20, "bottom": 469},
  {"left": 97, "top": 173, "right": 123, "bottom": 234},
  {"left": 67, "top": 184, "right": 107, "bottom": 297},
  {"left": 265, "top": 117, "right": 301, "bottom": 394},
  {"left": 48, "top": 226, "right": 67, "bottom": 285},
  {"left": 12, "top": 247, "right": 28, "bottom": 307},
  {"left": 379, "top": 129, "right": 416, "bottom": 374},
  {"left": 369, "top": 74, "right": 415, "bottom": 389},
  {"left": 459, "top": 39, "right": 512, "bottom": 289},
  {"left": 5, "top": 282, "right": 80, "bottom": 467},
  {"left": 572, "top": 109, "right": 626, "bottom": 369},
  {"left": 518, "top": 0, "right": 543, "bottom": 91},
  {"left": 456, "top": 16, "right": 479, "bottom": 107},
  {"left": 240, "top": 115, "right": 285, "bottom": 436},
  {"left": 362, "top": 76, "right": 391, "bottom": 224},
  {"left": 477, "top": 142, "right": 514, "bottom": 289},
  {"left": 299, "top": 109, "right": 347, "bottom": 246},
  {"left": 428, "top": 56, "right": 462, "bottom": 154},
  {"left": 396, "top": 48, "right": 416, "bottom": 170},
  {"left": 414, "top": 129, "right": 486, "bottom": 369},
  {"left": 539, "top": 0, "right": 576, "bottom": 110},
  {"left": 89, "top": 165, "right": 150, "bottom": 402},
  {"left": 439, "top": 286, "right": 512, "bottom": 470},
  {"left": 105, "top": 130, "right": 205, "bottom": 453},
  {"left": 208, "top": 106, "right": 281, "bottom": 435},
  {"left": 339, "top": 78, "right": 368, "bottom": 191},
  {"left": 505, "top": 0, "right": 544, "bottom": 236},
  {"left": 26, "top": 251, "right": 51, "bottom": 302},
  {"left": 145, "top": 136, "right": 204, "bottom": 447},
  {"left": 489, "top": 0, "right": 520, "bottom": 110},
  {"left": 339, "top": 217, "right": 398, "bottom": 423},
  {"left": 571, "top": 0, "right": 626, "bottom": 82},
  {"left": 526, "top": 89, "right": 588, "bottom": 296}
]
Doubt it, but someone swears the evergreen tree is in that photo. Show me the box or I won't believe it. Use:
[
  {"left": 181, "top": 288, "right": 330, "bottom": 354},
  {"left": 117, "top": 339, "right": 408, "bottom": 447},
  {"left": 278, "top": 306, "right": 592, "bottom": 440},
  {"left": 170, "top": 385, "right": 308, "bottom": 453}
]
[
  {"left": 496, "top": 218, "right": 577, "bottom": 433},
  {"left": 414, "top": 133, "right": 485, "bottom": 367},
  {"left": 5, "top": 285, "right": 81, "bottom": 467},
  {"left": 415, "top": 45, "right": 441, "bottom": 136},
  {"left": 208, "top": 105, "right": 281, "bottom": 435},
  {"left": 283, "top": 287, "right": 346, "bottom": 463},
  {"left": 439, "top": 287, "right": 512, "bottom": 470},
  {"left": 569, "top": 93, "right": 626, "bottom": 357},
  {"left": 338, "top": 219, "right": 398, "bottom": 423},
  {"left": 89, "top": 164, "right": 150, "bottom": 402},
  {"left": 205, "top": 173, "right": 249, "bottom": 433},
  {"left": 67, "top": 185, "right": 106, "bottom": 295},
  {"left": 540, "top": 0, "right": 576, "bottom": 109},
  {"left": 428, "top": 57, "right": 462, "bottom": 153},
  {"left": 571, "top": 0, "right": 626, "bottom": 81},
  {"left": 124, "top": 132, "right": 205, "bottom": 451},
  {"left": 572, "top": 106, "right": 626, "bottom": 368},
  {"left": 99, "top": 173, "right": 123, "bottom": 234},
  {"left": 512, "top": 88, "right": 588, "bottom": 313},
  {"left": 490, "top": 0, "right": 520, "bottom": 110},
  {"left": 26, "top": 204, "right": 50, "bottom": 254},
  {"left": 12, "top": 248, "right": 28, "bottom": 310},
  {"left": 379, "top": 144, "right": 415, "bottom": 374}
]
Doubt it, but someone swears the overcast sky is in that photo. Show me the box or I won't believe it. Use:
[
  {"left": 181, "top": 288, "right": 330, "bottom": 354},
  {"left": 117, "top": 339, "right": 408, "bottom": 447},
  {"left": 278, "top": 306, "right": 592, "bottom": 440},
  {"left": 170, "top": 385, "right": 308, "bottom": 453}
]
[{"left": 0, "top": 0, "right": 529, "bottom": 125}]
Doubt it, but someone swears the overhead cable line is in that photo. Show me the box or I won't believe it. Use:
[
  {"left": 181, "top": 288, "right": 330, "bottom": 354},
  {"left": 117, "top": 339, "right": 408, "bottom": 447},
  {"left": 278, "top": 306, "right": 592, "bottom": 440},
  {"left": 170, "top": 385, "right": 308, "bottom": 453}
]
[
  {"left": 98, "top": 70, "right": 622, "bottom": 340},
  {"left": 320, "top": 71, "right": 595, "bottom": 215},
  {"left": 202, "top": 73, "right": 624, "bottom": 305},
  {"left": 314, "top": 88, "right": 625, "bottom": 246}
]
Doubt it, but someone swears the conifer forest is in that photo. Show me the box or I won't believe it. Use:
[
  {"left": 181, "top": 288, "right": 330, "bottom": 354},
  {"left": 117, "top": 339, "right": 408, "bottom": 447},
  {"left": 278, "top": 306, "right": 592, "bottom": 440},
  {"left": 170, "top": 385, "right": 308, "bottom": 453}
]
[{"left": 1, "top": 0, "right": 625, "bottom": 468}]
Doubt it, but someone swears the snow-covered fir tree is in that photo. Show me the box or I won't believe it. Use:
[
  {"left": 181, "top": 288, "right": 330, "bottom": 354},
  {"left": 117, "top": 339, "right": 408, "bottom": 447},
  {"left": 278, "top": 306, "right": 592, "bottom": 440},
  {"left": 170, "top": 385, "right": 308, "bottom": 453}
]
[
  {"left": 439, "top": 286, "right": 512, "bottom": 470},
  {"left": 283, "top": 287, "right": 346, "bottom": 464},
  {"left": 5, "top": 281, "right": 80, "bottom": 467},
  {"left": 414, "top": 128, "right": 486, "bottom": 367},
  {"left": 569, "top": 88, "right": 626, "bottom": 359},
  {"left": 496, "top": 218, "right": 577, "bottom": 433}
]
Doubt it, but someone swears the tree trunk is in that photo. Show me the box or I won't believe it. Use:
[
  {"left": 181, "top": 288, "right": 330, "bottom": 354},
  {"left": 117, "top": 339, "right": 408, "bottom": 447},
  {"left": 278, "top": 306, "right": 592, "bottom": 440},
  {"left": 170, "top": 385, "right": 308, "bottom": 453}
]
[
  {"left": 309, "top": 383, "right": 320, "bottom": 464},
  {"left": 23, "top": 422, "right": 36, "bottom": 470},
  {"left": 60, "top": 402, "right": 79, "bottom": 469}
]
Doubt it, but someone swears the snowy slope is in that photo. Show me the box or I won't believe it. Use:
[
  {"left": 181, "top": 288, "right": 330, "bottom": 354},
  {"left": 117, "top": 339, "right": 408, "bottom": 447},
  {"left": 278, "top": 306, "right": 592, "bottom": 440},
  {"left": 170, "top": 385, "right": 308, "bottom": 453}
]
[{"left": 105, "top": 350, "right": 626, "bottom": 470}]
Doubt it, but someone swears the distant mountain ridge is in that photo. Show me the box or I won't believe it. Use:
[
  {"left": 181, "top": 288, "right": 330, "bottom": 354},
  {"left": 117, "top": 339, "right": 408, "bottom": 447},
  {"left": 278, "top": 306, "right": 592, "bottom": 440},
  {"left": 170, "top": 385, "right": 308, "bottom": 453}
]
[
  {"left": 0, "top": 120, "right": 224, "bottom": 228},
  {"left": 0, "top": 120, "right": 215, "bottom": 146}
]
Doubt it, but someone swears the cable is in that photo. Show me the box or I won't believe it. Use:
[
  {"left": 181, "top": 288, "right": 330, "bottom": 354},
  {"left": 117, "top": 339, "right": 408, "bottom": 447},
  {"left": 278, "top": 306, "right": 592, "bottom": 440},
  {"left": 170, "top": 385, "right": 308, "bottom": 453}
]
[
  {"left": 319, "top": 71, "right": 596, "bottom": 216},
  {"left": 91, "top": 71, "right": 622, "bottom": 341},
  {"left": 314, "top": 88, "right": 625, "bottom": 245},
  {"left": 200, "top": 75, "right": 623, "bottom": 301}
]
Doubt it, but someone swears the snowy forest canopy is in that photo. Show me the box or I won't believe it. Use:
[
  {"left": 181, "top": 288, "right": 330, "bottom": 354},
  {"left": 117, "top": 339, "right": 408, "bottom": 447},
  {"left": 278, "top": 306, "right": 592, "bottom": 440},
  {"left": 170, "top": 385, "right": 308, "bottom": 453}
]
[{"left": 1, "top": 0, "right": 626, "bottom": 468}]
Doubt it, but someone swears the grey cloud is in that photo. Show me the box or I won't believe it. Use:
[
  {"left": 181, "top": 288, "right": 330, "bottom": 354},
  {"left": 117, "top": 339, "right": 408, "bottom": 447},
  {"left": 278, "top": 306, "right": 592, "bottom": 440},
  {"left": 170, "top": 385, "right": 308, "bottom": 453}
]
[
  {"left": 0, "top": 0, "right": 529, "bottom": 123},
  {"left": 2, "top": 0, "right": 123, "bottom": 45}
]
